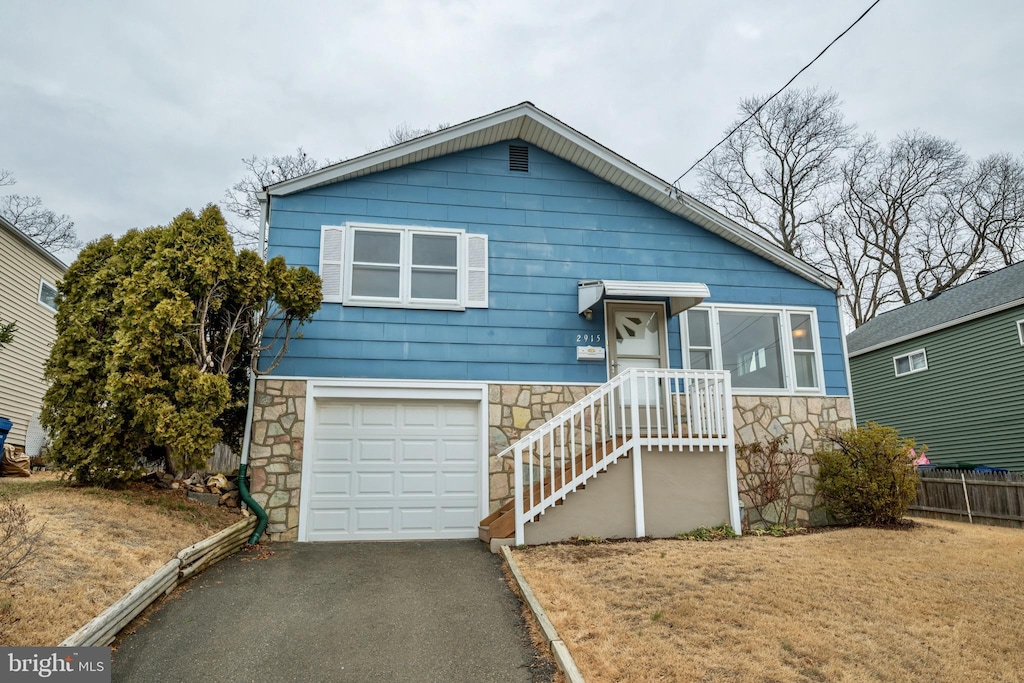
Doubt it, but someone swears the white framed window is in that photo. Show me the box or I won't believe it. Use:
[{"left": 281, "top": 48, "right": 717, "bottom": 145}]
[
  {"left": 319, "top": 223, "right": 487, "bottom": 310},
  {"left": 38, "top": 279, "right": 58, "bottom": 313},
  {"left": 681, "top": 304, "right": 824, "bottom": 394},
  {"left": 893, "top": 349, "right": 928, "bottom": 377},
  {"left": 1017, "top": 319, "right": 1024, "bottom": 346}
]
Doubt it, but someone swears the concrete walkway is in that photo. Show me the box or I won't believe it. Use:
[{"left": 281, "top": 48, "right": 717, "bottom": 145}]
[{"left": 112, "top": 541, "right": 554, "bottom": 683}]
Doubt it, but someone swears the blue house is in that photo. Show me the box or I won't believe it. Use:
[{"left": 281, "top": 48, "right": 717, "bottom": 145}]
[{"left": 246, "top": 103, "right": 856, "bottom": 544}]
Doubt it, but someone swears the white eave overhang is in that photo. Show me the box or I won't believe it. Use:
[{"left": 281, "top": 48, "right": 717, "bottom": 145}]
[
  {"left": 578, "top": 280, "right": 710, "bottom": 317},
  {"left": 266, "top": 102, "right": 840, "bottom": 292}
]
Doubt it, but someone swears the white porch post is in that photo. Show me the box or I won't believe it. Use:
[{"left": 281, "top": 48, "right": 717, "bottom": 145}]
[
  {"left": 723, "top": 374, "right": 742, "bottom": 535},
  {"left": 513, "top": 444, "right": 525, "bottom": 545},
  {"left": 630, "top": 369, "right": 646, "bottom": 537}
]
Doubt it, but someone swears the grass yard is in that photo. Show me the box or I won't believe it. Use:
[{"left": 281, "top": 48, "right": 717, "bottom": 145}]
[
  {"left": 512, "top": 520, "right": 1024, "bottom": 682},
  {"left": 0, "top": 472, "right": 240, "bottom": 646}
]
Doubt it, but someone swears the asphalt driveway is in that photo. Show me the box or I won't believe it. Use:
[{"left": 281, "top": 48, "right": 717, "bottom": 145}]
[{"left": 112, "top": 540, "right": 554, "bottom": 682}]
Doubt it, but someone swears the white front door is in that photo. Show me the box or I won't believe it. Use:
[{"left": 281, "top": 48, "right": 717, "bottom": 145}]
[{"left": 606, "top": 303, "right": 669, "bottom": 428}]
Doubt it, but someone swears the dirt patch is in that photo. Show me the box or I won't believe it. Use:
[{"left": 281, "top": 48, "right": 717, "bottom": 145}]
[
  {"left": 0, "top": 473, "right": 240, "bottom": 646},
  {"left": 512, "top": 520, "right": 1024, "bottom": 682}
]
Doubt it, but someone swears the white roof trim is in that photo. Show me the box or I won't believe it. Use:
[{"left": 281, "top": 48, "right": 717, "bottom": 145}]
[
  {"left": 579, "top": 280, "right": 710, "bottom": 317},
  {"left": 267, "top": 102, "right": 838, "bottom": 291},
  {"left": 848, "top": 296, "right": 1024, "bottom": 357},
  {"left": 0, "top": 214, "right": 67, "bottom": 272}
]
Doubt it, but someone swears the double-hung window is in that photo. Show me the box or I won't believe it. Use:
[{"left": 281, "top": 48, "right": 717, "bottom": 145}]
[
  {"left": 320, "top": 223, "right": 488, "bottom": 310},
  {"left": 682, "top": 305, "right": 824, "bottom": 393},
  {"left": 1017, "top": 319, "right": 1024, "bottom": 346}
]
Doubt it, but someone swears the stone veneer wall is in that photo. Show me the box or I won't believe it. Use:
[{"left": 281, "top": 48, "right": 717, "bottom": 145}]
[
  {"left": 249, "top": 379, "right": 306, "bottom": 541},
  {"left": 486, "top": 384, "right": 596, "bottom": 513},
  {"left": 732, "top": 395, "right": 854, "bottom": 527},
  {"left": 246, "top": 377, "right": 854, "bottom": 539}
]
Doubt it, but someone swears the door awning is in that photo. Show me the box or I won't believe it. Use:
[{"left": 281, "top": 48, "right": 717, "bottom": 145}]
[{"left": 578, "top": 280, "right": 710, "bottom": 317}]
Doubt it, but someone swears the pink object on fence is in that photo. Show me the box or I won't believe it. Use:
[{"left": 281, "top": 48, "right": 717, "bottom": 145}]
[{"left": 911, "top": 448, "right": 930, "bottom": 467}]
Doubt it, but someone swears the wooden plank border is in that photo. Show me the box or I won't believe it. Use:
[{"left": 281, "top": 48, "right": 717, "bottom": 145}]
[{"left": 60, "top": 517, "right": 257, "bottom": 647}]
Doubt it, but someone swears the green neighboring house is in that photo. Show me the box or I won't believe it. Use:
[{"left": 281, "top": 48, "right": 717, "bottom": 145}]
[{"left": 847, "top": 262, "right": 1024, "bottom": 470}]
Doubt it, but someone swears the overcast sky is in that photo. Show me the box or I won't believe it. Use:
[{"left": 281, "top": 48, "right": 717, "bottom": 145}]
[{"left": 2, "top": 0, "right": 1022, "bottom": 262}]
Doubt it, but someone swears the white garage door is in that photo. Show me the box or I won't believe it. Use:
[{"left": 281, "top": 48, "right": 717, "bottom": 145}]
[{"left": 304, "top": 398, "right": 482, "bottom": 541}]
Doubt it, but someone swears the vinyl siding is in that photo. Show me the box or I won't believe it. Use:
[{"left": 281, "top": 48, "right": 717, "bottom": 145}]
[
  {"left": 267, "top": 141, "right": 848, "bottom": 395},
  {"left": 850, "top": 305, "right": 1024, "bottom": 469},
  {"left": 0, "top": 227, "right": 64, "bottom": 447}
]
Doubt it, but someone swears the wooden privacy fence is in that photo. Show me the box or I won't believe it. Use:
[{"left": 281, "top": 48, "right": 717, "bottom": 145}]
[{"left": 911, "top": 470, "right": 1024, "bottom": 528}]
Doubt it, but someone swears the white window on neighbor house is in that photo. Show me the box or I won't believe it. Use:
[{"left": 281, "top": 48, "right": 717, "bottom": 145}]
[
  {"left": 1017, "top": 319, "right": 1024, "bottom": 346},
  {"left": 319, "top": 223, "right": 488, "bottom": 310},
  {"left": 681, "top": 305, "right": 824, "bottom": 394},
  {"left": 893, "top": 349, "right": 928, "bottom": 377},
  {"left": 38, "top": 279, "right": 58, "bottom": 312}
]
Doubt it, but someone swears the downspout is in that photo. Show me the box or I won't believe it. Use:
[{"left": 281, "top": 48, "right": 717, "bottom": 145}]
[{"left": 237, "top": 194, "right": 271, "bottom": 544}]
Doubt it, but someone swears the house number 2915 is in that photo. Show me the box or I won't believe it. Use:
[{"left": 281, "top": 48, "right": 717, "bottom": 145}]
[{"left": 576, "top": 334, "right": 602, "bottom": 343}]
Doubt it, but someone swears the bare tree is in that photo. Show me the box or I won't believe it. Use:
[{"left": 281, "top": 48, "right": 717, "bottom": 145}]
[
  {"left": 840, "top": 132, "right": 970, "bottom": 307},
  {"left": 0, "top": 170, "right": 79, "bottom": 252},
  {"left": 949, "top": 153, "right": 1024, "bottom": 267},
  {"left": 697, "top": 89, "right": 854, "bottom": 258},
  {"left": 221, "top": 148, "right": 332, "bottom": 249},
  {"left": 381, "top": 122, "right": 450, "bottom": 148}
]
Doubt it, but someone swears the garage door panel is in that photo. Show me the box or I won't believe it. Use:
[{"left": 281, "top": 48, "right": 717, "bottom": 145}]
[
  {"left": 356, "top": 440, "right": 397, "bottom": 463},
  {"left": 398, "top": 507, "right": 436, "bottom": 530},
  {"left": 307, "top": 397, "right": 482, "bottom": 541},
  {"left": 317, "top": 403, "right": 354, "bottom": 426},
  {"left": 442, "top": 404, "right": 477, "bottom": 427},
  {"left": 312, "top": 472, "right": 352, "bottom": 496},
  {"left": 440, "top": 471, "right": 477, "bottom": 495},
  {"left": 399, "top": 472, "right": 437, "bottom": 495},
  {"left": 354, "top": 472, "right": 395, "bottom": 496},
  {"left": 441, "top": 507, "right": 479, "bottom": 529},
  {"left": 400, "top": 440, "right": 441, "bottom": 462},
  {"left": 402, "top": 404, "right": 439, "bottom": 426},
  {"left": 354, "top": 508, "right": 393, "bottom": 532},
  {"left": 443, "top": 441, "right": 479, "bottom": 463},
  {"left": 360, "top": 404, "right": 399, "bottom": 427}
]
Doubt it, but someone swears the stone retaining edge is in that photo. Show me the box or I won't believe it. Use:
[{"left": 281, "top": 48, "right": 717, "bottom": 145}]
[
  {"left": 59, "top": 517, "right": 257, "bottom": 647},
  {"left": 501, "top": 545, "right": 585, "bottom": 683}
]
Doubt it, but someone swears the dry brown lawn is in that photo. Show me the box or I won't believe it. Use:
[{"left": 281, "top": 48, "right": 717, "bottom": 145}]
[
  {"left": 512, "top": 520, "right": 1024, "bottom": 682},
  {"left": 0, "top": 472, "right": 240, "bottom": 646}
]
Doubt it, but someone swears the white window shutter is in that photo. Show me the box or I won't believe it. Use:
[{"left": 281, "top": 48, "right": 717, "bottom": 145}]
[
  {"left": 320, "top": 226, "right": 345, "bottom": 302},
  {"left": 464, "top": 233, "right": 488, "bottom": 308}
]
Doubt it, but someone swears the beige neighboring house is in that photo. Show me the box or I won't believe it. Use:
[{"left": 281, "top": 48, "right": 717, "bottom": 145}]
[{"left": 0, "top": 214, "right": 67, "bottom": 449}]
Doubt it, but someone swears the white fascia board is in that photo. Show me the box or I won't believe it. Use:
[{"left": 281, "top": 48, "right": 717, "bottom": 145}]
[
  {"left": 267, "top": 104, "right": 533, "bottom": 196},
  {"left": 847, "top": 296, "right": 1024, "bottom": 357},
  {"left": 267, "top": 102, "right": 839, "bottom": 291},
  {"left": 0, "top": 214, "right": 68, "bottom": 272}
]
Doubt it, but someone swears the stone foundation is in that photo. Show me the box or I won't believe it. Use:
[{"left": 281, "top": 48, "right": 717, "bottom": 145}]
[
  {"left": 486, "top": 383, "right": 596, "bottom": 512},
  {"left": 732, "top": 395, "right": 854, "bottom": 527},
  {"left": 248, "top": 379, "right": 306, "bottom": 541}
]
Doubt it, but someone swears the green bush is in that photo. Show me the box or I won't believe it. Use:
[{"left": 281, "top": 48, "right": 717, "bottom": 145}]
[{"left": 814, "top": 422, "right": 920, "bottom": 525}]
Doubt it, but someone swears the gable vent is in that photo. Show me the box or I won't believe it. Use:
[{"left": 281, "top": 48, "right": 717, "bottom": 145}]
[{"left": 509, "top": 145, "right": 529, "bottom": 172}]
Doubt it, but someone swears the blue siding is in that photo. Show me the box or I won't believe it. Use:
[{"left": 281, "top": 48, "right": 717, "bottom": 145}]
[{"left": 266, "top": 142, "right": 848, "bottom": 394}]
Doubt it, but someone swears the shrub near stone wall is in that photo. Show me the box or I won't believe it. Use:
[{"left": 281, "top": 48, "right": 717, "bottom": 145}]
[
  {"left": 249, "top": 379, "right": 306, "bottom": 541},
  {"left": 732, "top": 396, "right": 854, "bottom": 527}
]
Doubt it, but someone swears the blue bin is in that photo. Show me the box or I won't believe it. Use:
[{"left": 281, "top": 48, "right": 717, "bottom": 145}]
[{"left": 0, "top": 417, "right": 11, "bottom": 451}]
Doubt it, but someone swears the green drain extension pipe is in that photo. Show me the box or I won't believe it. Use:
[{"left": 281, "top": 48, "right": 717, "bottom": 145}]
[
  {"left": 238, "top": 348, "right": 268, "bottom": 544},
  {"left": 237, "top": 196, "right": 273, "bottom": 545}
]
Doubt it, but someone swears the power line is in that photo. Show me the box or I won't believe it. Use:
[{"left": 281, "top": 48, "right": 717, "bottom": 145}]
[{"left": 672, "top": 0, "right": 883, "bottom": 187}]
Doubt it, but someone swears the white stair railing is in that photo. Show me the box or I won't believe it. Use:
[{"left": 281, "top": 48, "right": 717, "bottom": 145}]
[{"left": 508, "top": 368, "right": 734, "bottom": 544}]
